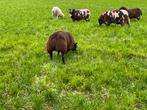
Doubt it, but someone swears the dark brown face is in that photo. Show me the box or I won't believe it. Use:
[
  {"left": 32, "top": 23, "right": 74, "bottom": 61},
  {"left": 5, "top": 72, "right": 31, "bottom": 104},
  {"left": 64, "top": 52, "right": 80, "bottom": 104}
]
[
  {"left": 103, "top": 14, "right": 108, "bottom": 22},
  {"left": 72, "top": 43, "right": 77, "bottom": 51},
  {"left": 99, "top": 14, "right": 108, "bottom": 25},
  {"left": 69, "top": 9, "right": 75, "bottom": 17},
  {"left": 98, "top": 15, "right": 104, "bottom": 26}
]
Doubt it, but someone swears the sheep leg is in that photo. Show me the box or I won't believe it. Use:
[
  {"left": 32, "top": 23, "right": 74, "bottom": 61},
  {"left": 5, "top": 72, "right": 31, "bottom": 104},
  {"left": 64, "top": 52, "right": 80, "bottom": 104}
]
[
  {"left": 55, "top": 16, "right": 58, "bottom": 20},
  {"left": 106, "top": 23, "right": 110, "bottom": 26},
  {"left": 121, "top": 23, "right": 124, "bottom": 26},
  {"left": 99, "top": 23, "right": 102, "bottom": 26},
  {"left": 99, "top": 22, "right": 102, "bottom": 26},
  {"left": 57, "top": 51, "right": 60, "bottom": 56},
  {"left": 127, "top": 19, "right": 130, "bottom": 27},
  {"left": 49, "top": 52, "right": 53, "bottom": 60},
  {"left": 72, "top": 19, "right": 76, "bottom": 22},
  {"left": 61, "top": 53, "right": 65, "bottom": 64},
  {"left": 85, "top": 18, "right": 90, "bottom": 22},
  {"left": 137, "top": 17, "right": 140, "bottom": 20},
  {"left": 127, "top": 22, "right": 130, "bottom": 27}
]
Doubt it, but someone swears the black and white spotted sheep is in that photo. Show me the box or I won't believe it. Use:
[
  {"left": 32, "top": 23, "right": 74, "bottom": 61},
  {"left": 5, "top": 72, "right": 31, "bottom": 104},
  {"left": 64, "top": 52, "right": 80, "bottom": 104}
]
[
  {"left": 98, "top": 9, "right": 130, "bottom": 26},
  {"left": 69, "top": 9, "right": 91, "bottom": 21}
]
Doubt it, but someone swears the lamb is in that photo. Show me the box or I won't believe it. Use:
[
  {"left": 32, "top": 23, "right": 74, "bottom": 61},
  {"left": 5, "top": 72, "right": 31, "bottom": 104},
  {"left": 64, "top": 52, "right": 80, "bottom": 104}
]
[
  {"left": 46, "top": 31, "right": 77, "bottom": 64},
  {"left": 69, "top": 9, "right": 91, "bottom": 21},
  {"left": 119, "top": 7, "right": 142, "bottom": 20},
  {"left": 52, "top": 6, "right": 64, "bottom": 18}
]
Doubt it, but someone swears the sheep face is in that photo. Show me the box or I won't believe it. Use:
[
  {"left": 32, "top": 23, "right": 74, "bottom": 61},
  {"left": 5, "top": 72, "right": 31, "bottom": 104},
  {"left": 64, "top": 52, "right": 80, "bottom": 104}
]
[
  {"left": 69, "top": 9, "right": 77, "bottom": 19},
  {"left": 98, "top": 14, "right": 111, "bottom": 26},
  {"left": 71, "top": 43, "right": 77, "bottom": 51},
  {"left": 98, "top": 15, "right": 104, "bottom": 26}
]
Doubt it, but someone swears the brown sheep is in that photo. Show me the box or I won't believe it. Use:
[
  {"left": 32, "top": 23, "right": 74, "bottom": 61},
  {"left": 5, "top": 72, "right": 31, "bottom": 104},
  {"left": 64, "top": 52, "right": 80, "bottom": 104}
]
[
  {"left": 119, "top": 7, "right": 142, "bottom": 20},
  {"left": 46, "top": 31, "right": 77, "bottom": 64}
]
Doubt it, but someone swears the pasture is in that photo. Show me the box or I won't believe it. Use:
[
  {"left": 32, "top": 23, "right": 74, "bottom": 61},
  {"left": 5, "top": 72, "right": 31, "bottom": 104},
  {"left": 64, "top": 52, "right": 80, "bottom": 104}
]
[{"left": 0, "top": 0, "right": 147, "bottom": 109}]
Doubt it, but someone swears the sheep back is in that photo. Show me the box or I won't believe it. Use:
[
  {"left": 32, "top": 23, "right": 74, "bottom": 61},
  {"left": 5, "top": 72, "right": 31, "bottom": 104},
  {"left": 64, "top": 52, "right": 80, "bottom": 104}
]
[{"left": 47, "top": 31, "right": 76, "bottom": 54}]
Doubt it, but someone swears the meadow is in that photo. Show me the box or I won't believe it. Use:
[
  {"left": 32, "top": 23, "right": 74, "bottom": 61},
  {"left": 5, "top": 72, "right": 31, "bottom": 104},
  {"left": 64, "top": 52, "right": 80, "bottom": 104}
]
[{"left": 0, "top": 0, "right": 147, "bottom": 109}]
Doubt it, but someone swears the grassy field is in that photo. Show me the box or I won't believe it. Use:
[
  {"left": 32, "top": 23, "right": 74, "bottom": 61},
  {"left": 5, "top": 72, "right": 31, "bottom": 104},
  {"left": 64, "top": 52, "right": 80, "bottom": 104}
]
[{"left": 0, "top": 0, "right": 147, "bottom": 109}]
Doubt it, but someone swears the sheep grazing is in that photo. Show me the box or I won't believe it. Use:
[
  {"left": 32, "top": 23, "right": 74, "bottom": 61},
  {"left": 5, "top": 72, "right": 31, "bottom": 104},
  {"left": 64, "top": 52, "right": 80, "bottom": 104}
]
[
  {"left": 52, "top": 7, "right": 64, "bottom": 18},
  {"left": 69, "top": 9, "right": 91, "bottom": 21},
  {"left": 119, "top": 7, "right": 142, "bottom": 20},
  {"left": 46, "top": 31, "right": 77, "bottom": 64},
  {"left": 98, "top": 9, "right": 130, "bottom": 26}
]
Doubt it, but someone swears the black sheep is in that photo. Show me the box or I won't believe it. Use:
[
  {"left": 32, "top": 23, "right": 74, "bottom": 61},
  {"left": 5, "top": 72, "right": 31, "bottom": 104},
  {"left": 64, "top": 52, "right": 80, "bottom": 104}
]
[
  {"left": 46, "top": 31, "right": 77, "bottom": 64},
  {"left": 119, "top": 7, "right": 142, "bottom": 20}
]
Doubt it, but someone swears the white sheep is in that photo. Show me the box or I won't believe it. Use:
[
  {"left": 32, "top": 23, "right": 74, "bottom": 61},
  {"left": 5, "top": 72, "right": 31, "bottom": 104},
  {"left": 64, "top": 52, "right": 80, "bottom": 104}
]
[{"left": 52, "top": 7, "right": 64, "bottom": 18}]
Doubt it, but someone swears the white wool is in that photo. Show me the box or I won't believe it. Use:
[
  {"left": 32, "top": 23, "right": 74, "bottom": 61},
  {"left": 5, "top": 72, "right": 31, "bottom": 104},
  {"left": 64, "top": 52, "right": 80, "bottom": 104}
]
[
  {"left": 102, "top": 11, "right": 107, "bottom": 15},
  {"left": 120, "top": 9, "right": 129, "bottom": 16},
  {"left": 122, "top": 16, "right": 125, "bottom": 23},
  {"left": 79, "top": 9, "right": 91, "bottom": 18},
  {"left": 52, "top": 7, "right": 64, "bottom": 18},
  {"left": 112, "top": 11, "right": 119, "bottom": 19},
  {"left": 120, "top": 10, "right": 130, "bottom": 24},
  {"left": 107, "top": 10, "right": 111, "bottom": 16}
]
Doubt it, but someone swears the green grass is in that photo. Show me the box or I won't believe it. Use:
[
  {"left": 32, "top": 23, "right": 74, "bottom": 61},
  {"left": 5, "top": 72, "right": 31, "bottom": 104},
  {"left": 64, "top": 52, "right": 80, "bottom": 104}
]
[{"left": 0, "top": 0, "right": 147, "bottom": 109}]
